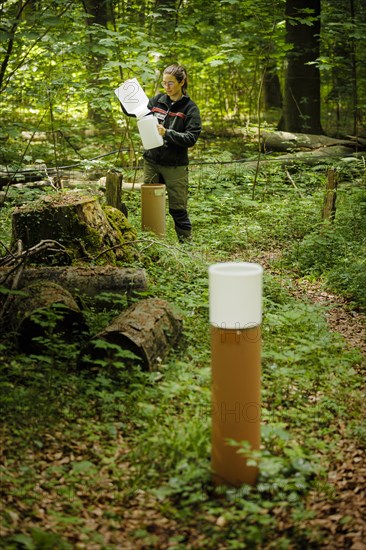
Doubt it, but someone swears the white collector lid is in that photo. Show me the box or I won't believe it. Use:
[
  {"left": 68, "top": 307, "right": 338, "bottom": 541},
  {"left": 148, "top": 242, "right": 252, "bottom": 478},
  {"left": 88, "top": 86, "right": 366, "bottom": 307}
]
[{"left": 209, "top": 262, "right": 263, "bottom": 329}]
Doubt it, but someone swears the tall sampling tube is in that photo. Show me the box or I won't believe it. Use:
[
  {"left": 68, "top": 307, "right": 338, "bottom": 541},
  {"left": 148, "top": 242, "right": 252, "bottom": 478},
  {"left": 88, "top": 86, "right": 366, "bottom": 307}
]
[
  {"left": 141, "top": 184, "right": 166, "bottom": 236},
  {"left": 209, "top": 262, "right": 263, "bottom": 486}
]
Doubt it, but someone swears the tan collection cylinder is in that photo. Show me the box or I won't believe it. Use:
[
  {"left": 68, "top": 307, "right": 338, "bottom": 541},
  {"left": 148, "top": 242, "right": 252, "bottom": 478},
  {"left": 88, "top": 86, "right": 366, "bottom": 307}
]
[
  {"left": 141, "top": 184, "right": 166, "bottom": 236},
  {"left": 211, "top": 325, "right": 261, "bottom": 486},
  {"left": 209, "top": 262, "right": 263, "bottom": 487}
]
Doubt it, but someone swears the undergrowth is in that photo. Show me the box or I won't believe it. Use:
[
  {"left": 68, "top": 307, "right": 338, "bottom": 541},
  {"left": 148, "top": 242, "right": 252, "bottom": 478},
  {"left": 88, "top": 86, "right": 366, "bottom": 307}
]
[{"left": 0, "top": 156, "right": 365, "bottom": 549}]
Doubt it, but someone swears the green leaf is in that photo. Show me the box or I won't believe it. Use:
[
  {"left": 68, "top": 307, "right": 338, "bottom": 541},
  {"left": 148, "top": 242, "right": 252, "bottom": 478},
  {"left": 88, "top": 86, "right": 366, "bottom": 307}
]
[
  {"left": 10, "top": 534, "right": 35, "bottom": 550},
  {"left": 70, "top": 460, "right": 97, "bottom": 474}
]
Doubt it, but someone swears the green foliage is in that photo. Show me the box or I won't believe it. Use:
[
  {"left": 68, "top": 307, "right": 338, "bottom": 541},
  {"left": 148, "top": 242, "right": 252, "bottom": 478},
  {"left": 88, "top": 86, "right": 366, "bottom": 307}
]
[
  {"left": 1, "top": 0, "right": 365, "bottom": 166},
  {"left": 286, "top": 180, "right": 366, "bottom": 307},
  {"left": 1, "top": 147, "right": 365, "bottom": 547}
]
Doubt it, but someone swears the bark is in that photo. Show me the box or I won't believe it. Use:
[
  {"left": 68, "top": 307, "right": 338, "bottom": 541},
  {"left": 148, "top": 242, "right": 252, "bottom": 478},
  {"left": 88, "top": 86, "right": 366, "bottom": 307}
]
[
  {"left": 0, "top": 266, "right": 148, "bottom": 296},
  {"left": 82, "top": 0, "right": 112, "bottom": 122},
  {"left": 82, "top": 297, "right": 183, "bottom": 372}
]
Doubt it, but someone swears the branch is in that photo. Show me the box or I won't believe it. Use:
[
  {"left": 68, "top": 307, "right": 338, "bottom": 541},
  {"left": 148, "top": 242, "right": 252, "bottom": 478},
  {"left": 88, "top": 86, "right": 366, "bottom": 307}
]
[
  {"left": 285, "top": 168, "right": 304, "bottom": 198},
  {"left": 0, "top": 239, "right": 68, "bottom": 270}
]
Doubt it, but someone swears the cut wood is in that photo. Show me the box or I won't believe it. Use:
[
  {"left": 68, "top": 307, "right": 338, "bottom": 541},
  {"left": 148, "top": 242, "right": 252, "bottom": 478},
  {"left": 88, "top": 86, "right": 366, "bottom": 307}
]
[
  {"left": 0, "top": 266, "right": 148, "bottom": 296},
  {"left": 11, "top": 192, "right": 137, "bottom": 265},
  {"left": 7, "top": 281, "right": 86, "bottom": 353},
  {"left": 82, "top": 297, "right": 183, "bottom": 371}
]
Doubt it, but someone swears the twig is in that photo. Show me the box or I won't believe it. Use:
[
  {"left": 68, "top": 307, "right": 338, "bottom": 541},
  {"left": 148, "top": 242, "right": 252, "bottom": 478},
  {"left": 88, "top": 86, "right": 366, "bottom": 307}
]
[
  {"left": 285, "top": 168, "right": 304, "bottom": 198},
  {"left": 0, "top": 241, "right": 26, "bottom": 320},
  {"left": 0, "top": 239, "right": 68, "bottom": 268}
]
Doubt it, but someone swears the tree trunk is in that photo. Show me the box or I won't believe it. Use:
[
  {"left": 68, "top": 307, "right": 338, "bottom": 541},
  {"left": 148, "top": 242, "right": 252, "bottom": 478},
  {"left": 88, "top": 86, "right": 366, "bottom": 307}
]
[
  {"left": 263, "top": 64, "right": 282, "bottom": 111},
  {"left": 280, "top": 0, "right": 322, "bottom": 134},
  {"left": 7, "top": 281, "right": 86, "bottom": 353},
  {"left": 0, "top": 266, "right": 148, "bottom": 296},
  {"left": 11, "top": 193, "right": 137, "bottom": 265},
  {"left": 82, "top": 297, "right": 183, "bottom": 372},
  {"left": 83, "top": 0, "right": 112, "bottom": 123}
]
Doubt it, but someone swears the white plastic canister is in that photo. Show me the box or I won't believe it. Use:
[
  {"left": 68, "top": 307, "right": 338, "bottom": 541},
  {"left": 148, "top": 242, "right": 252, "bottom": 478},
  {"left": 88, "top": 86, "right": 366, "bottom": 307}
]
[
  {"left": 114, "top": 78, "right": 163, "bottom": 150},
  {"left": 209, "top": 262, "right": 263, "bottom": 329},
  {"left": 137, "top": 115, "right": 163, "bottom": 150}
]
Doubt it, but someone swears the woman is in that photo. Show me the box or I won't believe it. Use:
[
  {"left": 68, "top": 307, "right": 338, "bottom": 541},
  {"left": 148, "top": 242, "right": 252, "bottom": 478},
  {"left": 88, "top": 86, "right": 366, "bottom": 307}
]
[{"left": 144, "top": 64, "right": 202, "bottom": 242}]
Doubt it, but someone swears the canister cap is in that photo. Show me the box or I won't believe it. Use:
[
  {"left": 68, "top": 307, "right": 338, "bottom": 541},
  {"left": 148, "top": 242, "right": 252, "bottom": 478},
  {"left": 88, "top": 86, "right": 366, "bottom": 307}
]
[{"left": 209, "top": 262, "right": 263, "bottom": 329}]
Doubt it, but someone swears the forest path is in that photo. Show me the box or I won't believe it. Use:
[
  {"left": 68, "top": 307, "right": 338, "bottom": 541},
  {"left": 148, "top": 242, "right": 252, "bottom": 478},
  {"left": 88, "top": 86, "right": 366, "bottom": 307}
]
[
  {"left": 257, "top": 249, "right": 366, "bottom": 549},
  {"left": 292, "top": 278, "right": 365, "bottom": 550}
]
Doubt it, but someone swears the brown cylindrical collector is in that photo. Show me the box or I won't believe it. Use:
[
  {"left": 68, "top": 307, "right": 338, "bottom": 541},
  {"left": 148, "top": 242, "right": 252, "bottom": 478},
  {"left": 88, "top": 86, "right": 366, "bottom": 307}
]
[
  {"left": 141, "top": 184, "right": 166, "bottom": 236},
  {"left": 209, "top": 262, "right": 263, "bottom": 487},
  {"left": 211, "top": 325, "right": 261, "bottom": 486}
]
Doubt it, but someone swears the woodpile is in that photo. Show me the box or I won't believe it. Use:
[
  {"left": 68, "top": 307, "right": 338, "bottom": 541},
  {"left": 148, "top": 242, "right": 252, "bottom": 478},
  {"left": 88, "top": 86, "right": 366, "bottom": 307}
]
[{"left": 0, "top": 190, "right": 183, "bottom": 370}]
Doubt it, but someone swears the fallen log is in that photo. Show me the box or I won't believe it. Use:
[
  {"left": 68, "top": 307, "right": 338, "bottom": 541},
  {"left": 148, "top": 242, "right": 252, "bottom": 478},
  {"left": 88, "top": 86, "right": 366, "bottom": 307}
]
[
  {"left": 262, "top": 131, "right": 365, "bottom": 152},
  {"left": 8, "top": 281, "right": 86, "bottom": 353},
  {"left": 244, "top": 146, "right": 359, "bottom": 172},
  {"left": 0, "top": 266, "right": 148, "bottom": 296},
  {"left": 81, "top": 297, "right": 183, "bottom": 372}
]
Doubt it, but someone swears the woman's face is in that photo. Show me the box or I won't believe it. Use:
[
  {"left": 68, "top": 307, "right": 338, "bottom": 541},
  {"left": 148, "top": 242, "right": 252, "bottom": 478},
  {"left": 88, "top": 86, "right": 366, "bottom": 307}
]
[{"left": 162, "top": 74, "right": 184, "bottom": 101}]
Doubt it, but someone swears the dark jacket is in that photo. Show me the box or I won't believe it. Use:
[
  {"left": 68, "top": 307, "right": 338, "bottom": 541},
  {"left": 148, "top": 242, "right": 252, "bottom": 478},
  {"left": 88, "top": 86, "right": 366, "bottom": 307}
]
[{"left": 144, "top": 93, "right": 201, "bottom": 166}]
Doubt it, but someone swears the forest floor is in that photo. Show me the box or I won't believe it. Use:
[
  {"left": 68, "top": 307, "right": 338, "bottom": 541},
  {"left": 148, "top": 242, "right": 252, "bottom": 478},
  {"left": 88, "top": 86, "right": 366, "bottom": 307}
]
[
  {"left": 293, "top": 281, "right": 365, "bottom": 550},
  {"left": 2, "top": 248, "right": 365, "bottom": 550},
  {"left": 1, "top": 171, "right": 366, "bottom": 549},
  {"left": 257, "top": 249, "right": 366, "bottom": 550}
]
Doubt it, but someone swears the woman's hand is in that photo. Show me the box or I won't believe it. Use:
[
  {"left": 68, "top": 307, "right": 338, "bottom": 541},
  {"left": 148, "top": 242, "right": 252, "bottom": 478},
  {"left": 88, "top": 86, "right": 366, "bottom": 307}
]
[{"left": 157, "top": 124, "right": 167, "bottom": 137}]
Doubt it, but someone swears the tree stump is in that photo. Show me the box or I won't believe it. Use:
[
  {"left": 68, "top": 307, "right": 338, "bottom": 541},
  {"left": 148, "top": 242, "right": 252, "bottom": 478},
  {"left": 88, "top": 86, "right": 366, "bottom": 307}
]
[
  {"left": 82, "top": 297, "right": 183, "bottom": 372},
  {"left": 11, "top": 192, "right": 137, "bottom": 265},
  {"left": 8, "top": 281, "right": 86, "bottom": 353},
  {"left": 105, "top": 169, "right": 128, "bottom": 216},
  {"left": 322, "top": 168, "right": 338, "bottom": 222}
]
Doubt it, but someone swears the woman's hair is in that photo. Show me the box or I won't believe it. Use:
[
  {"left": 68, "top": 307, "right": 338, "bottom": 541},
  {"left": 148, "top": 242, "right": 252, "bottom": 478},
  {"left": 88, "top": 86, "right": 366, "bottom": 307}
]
[{"left": 163, "top": 64, "right": 188, "bottom": 94}]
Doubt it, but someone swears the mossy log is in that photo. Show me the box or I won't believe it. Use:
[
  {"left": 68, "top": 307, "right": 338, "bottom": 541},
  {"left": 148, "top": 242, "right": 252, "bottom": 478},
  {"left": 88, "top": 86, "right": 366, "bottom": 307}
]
[
  {"left": 8, "top": 281, "right": 86, "bottom": 353},
  {"left": 0, "top": 266, "right": 148, "bottom": 296},
  {"left": 82, "top": 297, "right": 183, "bottom": 372},
  {"left": 11, "top": 192, "right": 137, "bottom": 265}
]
